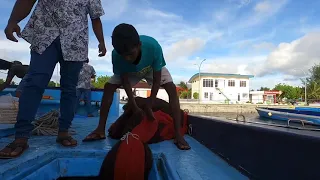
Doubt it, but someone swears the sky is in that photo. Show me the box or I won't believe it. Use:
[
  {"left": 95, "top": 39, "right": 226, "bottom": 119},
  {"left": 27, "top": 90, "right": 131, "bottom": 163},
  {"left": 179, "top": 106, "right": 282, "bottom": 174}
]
[{"left": 0, "top": 0, "right": 320, "bottom": 90}]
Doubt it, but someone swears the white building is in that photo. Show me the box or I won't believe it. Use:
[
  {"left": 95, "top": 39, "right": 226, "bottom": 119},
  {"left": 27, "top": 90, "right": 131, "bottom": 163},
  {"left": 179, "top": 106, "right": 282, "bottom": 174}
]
[
  {"left": 119, "top": 82, "right": 169, "bottom": 102},
  {"left": 188, "top": 73, "right": 254, "bottom": 104}
]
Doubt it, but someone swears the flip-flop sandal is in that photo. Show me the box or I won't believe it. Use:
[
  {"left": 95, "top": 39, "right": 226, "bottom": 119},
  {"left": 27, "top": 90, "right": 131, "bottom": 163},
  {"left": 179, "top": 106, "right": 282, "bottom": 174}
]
[
  {"left": 0, "top": 142, "right": 29, "bottom": 159},
  {"left": 82, "top": 132, "right": 106, "bottom": 142},
  {"left": 56, "top": 136, "right": 78, "bottom": 147}
]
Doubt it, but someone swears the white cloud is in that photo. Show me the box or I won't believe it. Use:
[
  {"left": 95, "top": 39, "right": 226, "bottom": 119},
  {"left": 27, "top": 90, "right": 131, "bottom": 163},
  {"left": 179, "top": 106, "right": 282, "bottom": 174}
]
[
  {"left": 254, "top": 1, "right": 272, "bottom": 13},
  {"left": 252, "top": 42, "right": 276, "bottom": 51},
  {"left": 142, "top": 8, "right": 182, "bottom": 20},
  {"left": 248, "top": 32, "right": 320, "bottom": 77},
  {"left": 101, "top": 0, "right": 128, "bottom": 20},
  {"left": 234, "top": 0, "right": 288, "bottom": 29},
  {"left": 164, "top": 38, "right": 206, "bottom": 61}
]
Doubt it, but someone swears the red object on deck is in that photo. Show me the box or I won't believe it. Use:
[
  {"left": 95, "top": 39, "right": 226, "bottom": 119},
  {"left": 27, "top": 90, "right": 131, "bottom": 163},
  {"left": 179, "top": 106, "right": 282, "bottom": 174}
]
[
  {"left": 114, "top": 115, "right": 158, "bottom": 180},
  {"left": 100, "top": 109, "right": 189, "bottom": 180}
]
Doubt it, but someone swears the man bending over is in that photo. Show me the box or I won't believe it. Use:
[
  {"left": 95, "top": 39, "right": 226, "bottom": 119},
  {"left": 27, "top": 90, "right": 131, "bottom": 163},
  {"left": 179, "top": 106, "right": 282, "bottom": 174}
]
[
  {"left": 83, "top": 23, "right": 190, "bottom": 150},
  {"left": 0, "top": 59, "right": 29, "bottom": 97}
]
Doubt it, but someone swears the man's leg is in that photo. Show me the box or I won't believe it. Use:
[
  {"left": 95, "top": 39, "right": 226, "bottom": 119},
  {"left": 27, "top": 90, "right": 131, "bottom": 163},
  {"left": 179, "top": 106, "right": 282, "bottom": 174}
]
[
  {"left": 147, "top": 67, "right": 190, "bottom": 150},
  {"left": 74, "top": 88, "right": 82, "bottom": 114},
  {"left": 84, "top": 89, "right": 93, "bottom": 117},
  {"left": 0, "top": 39, "right": 60, "bottom": 158},
  {"left": 58, "top": 60, "right": 83, "bottom": 146},
  {"left": 15, "top": 74, "right": 29, "bottom": 98}
]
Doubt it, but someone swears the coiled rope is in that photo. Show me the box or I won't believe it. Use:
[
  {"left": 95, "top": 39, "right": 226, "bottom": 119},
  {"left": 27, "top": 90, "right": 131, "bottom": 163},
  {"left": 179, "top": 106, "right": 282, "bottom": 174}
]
[{"left": 32, "top": 110, "right": 76, "bottom": 136}]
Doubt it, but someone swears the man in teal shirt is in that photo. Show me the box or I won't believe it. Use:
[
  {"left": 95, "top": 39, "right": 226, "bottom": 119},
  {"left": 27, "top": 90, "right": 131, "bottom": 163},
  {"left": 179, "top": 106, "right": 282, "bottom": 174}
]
[{"left": 83, "top": 23, "right": 190, "bottom": 150}]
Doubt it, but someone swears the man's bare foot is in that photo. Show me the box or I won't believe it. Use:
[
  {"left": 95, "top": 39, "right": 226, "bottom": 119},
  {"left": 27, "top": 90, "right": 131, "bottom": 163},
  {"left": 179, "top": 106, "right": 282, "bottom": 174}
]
[
  {"left": 174, "top": 135, "right": 191, "bottom": 150},
  {"left": 0, "top": 138, "right": 29, "bottom": 159},
  {"left": 82, "top": 130, "right": 106, "bottom": 142}
]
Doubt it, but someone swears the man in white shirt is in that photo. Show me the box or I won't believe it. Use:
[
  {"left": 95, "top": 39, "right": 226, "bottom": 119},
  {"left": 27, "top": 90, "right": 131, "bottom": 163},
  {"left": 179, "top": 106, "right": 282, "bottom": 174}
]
[{"left": 0, "top": 0, "right": 106, "bottom": 159}]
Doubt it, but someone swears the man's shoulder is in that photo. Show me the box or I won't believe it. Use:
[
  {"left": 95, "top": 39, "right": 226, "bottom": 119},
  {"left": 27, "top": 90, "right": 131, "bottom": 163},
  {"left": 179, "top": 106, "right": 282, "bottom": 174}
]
[
  {"left": 111, "top": 50, "right": 122, "bottom": 61},
  {"left": 140, "top": 35, "right": 160, "bottom": 46}
]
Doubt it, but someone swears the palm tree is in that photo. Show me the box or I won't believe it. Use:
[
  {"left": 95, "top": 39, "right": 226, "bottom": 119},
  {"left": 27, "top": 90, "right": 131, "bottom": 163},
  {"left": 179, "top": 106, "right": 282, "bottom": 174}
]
[{"left": 307, "top": 81, "right": 320, "bottom": 101}]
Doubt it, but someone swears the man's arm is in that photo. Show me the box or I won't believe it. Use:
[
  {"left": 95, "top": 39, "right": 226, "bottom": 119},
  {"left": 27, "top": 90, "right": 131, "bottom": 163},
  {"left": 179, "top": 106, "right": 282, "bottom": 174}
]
[
  {"left": 121, "top": 74, "right": 137, "bottom": 107},
  {"left": 150, "top": 70, "right": 161, "bottom": 101},
  {"left": 4, "top": 0, "right": 37, "bottom": 42},
  {"left": 8, "top": 0, "right": 36, "bottom": 24},
  {"left": 91, "top": 18, "right": 105, "bottom": 46},
  {"left": 89, "top": 0, "right": 106, "bottom": 57},
  {"left": 0, "top": 75, "right": 13, "bottom": 92}
]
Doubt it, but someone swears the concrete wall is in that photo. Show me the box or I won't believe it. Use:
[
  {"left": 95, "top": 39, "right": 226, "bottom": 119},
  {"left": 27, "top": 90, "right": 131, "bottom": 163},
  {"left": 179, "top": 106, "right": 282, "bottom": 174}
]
[{"left": 180, "top": 103, "right": 292, "bottom": 113}]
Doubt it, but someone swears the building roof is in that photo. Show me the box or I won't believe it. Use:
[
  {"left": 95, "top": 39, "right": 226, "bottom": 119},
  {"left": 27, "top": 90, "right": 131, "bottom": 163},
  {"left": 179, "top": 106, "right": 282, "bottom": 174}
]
[
  {"left": 188, "top": 73, "right": 254, "bottom": 83},
  {"left": 132, "top": 82, "right": 151, "bottom": 89}
]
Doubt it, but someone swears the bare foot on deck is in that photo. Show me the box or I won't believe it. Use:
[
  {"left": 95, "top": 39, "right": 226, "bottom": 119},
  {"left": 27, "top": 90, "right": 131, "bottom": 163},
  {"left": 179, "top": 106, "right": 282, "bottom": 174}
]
[
  {"left": 174, "top": 135, "right": 191, "bottom": 150},
  {"left": 0, "top": 138, "right": 29, "bottom": 159},
  {"left": 82, "top": 130, "right": 106, "bottom": 142}
]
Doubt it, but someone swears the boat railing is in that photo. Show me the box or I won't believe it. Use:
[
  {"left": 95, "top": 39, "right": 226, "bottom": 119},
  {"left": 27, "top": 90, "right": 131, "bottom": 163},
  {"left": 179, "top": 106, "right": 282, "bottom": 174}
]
[{"left": 287, "top": 118, "right": 310, "bottom": 127}]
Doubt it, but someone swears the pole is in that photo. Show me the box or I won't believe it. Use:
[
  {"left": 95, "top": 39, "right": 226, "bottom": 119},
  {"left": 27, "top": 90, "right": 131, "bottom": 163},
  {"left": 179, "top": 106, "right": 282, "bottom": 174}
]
[
  {"left": 302, "top": 70, "right": 307, "bottom": 105},
  {"left": 294, "top": 69, "right": 308, "bottom": 105},
  {"left": 198, "top": 67, "right": 200, "bottom": 104},
  {"left": 197, "top": 59, "right": 206, "bottom": 104},
  {"left": 305, "top": 76, "right": 307, "bottom": 105}
]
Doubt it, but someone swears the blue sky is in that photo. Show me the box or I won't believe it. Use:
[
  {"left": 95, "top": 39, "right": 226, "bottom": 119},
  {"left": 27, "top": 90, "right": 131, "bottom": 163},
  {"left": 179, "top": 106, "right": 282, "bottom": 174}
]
[{"left": 0, "top": 0, "right": 320, "bottom": 90}]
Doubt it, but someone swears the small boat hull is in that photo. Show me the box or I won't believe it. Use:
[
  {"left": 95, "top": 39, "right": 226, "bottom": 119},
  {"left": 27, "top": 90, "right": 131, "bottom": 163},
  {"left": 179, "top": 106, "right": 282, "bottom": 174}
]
[
  {"left": 295, "top": 107, "right": 320, "bottom": 112},
  {"left": 256, "top": 107, "right": 320, "bottom": 125}
]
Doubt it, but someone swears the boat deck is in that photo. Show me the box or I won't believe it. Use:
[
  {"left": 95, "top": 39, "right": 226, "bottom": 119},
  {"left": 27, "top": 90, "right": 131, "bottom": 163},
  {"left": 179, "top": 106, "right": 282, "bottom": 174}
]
[{"left": 0, "top": 116, "right": 247, "bottom": 180}]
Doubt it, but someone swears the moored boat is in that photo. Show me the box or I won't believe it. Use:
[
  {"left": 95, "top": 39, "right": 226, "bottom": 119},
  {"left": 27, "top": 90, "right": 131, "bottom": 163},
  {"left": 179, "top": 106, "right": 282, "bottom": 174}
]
[{"left": 256, "top": 107, "right": 320, "bottom": 125}]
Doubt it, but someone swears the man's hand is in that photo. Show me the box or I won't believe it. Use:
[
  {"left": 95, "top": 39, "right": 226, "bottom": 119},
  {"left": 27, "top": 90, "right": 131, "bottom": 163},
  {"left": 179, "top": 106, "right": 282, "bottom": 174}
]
[
  {"left": 4, "top": 22, "right": 21, "bottom": 42},
  {"left": 174, "top": 133, "right": 191, "bottom": 150},
  {"left": 98, "top": 43, "right": 106, "bottom": 57}
]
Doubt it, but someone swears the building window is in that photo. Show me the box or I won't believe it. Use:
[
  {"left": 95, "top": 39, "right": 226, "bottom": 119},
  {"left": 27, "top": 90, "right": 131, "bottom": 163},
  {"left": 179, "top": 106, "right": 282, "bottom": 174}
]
[
  {"left": 228, "top": 80, "right": 235, "bottom": 87},
  {"left": 240, "top": 81, "right": 246, "bottom": 87},
  {"left": 242, "top": 93, "right": 248, "bottom": 98},
  {"left": 204, "top": 92, "right": 208, "bottom": 99},
  {"left": 203, "top": 79, "right": 213, "bottom": 87},
  {"left": 215, "top": 80, "right": 218, "bottom": 87}
]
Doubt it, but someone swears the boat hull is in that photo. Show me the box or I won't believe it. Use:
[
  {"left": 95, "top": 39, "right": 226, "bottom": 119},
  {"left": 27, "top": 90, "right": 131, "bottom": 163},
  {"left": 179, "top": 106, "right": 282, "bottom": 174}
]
[{"left": 256, "top": 107, "right": 320, "bottom": 125}]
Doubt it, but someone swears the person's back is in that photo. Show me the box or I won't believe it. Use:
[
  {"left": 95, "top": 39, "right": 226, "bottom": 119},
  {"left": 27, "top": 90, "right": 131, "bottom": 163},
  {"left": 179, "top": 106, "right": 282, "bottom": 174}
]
[
  {"left": 0, "top": 59, "right": 29, "bottom": 93},
  {"left": 77, "top": 62, "right": 96, "bottom": 90},
  {"left": 76, "top": 61, "right": 96, "bottom": 117}
]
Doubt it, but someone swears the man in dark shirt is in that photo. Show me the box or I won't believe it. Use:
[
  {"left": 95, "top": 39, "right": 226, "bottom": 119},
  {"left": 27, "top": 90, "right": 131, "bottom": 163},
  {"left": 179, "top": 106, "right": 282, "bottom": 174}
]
[{"left": 0, "top": 59, "right": 29, "bottom": 96}]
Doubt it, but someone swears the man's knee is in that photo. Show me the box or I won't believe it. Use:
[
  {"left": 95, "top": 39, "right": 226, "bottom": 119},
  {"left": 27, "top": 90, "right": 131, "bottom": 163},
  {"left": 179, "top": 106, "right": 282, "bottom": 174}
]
[{"left": 24, "top": 73, "right": 51, "bottom": 91}]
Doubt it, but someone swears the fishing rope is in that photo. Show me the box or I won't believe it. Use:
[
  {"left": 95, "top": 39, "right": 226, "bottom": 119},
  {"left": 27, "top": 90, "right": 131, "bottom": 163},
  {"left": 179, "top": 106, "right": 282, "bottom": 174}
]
[
  {"left": 120, "top": 132, "right": 140, "bottom": 144},
  {"left": 32, "top": 109, "right": 76, "bottom": 136}
]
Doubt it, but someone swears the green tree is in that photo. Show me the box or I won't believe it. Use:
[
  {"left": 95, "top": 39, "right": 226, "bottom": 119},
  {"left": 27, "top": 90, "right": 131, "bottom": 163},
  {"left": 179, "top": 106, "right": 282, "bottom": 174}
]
[
  {"left": 258, "top": 87, "right": 270, "bottom": 91},
  {"left": 178, "top": 81, "right": 188, "bottom": 90},
  {"left": 302, "top": 64, "right": 320, "bottom": 101},
  {"left": 306, "top": 81, "right": 320, "bottom": 100},
  {"left": 48, "top": 81, "right": 56, "bottom": 87},
  {"left": 92, "top": 75, "right": 111, "bottom": 89},
  {"left": 306, "top": 63, "right": 320, "bottom": 84},
  {"left": 273, "top": 83, "right": 302, "bottom": 100},
  {"left": 0, "top": 79, "right": 4, "bottom": 84},
  {"left": 193, "top": 92, "right": 199, "bottom": 99}
]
